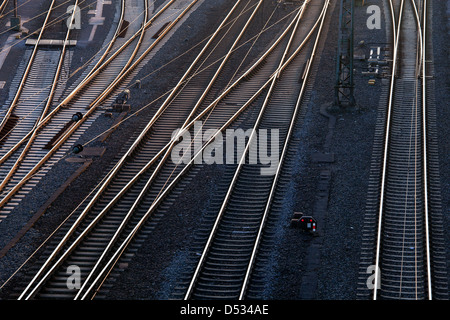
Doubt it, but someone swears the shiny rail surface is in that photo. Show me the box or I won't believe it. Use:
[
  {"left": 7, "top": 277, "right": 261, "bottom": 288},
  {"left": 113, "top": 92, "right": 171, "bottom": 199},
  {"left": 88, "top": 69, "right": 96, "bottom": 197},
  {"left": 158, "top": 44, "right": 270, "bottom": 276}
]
[
  {"left": 0, "top": 0, "right": 180, "bottom": 219},
  {"left": 14, "top": 1, "right": 248, "bottom": 297},
  {"left": 373, "top": 0, "right": 432, "bottom": 300},
  {"left": 11, "top": 0, "right": 326, "bottom": 300}
]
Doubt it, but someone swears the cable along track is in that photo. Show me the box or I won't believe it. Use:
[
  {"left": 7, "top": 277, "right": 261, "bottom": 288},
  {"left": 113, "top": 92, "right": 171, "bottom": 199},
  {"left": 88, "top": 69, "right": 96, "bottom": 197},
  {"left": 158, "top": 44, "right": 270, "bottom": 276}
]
[
  {"left": 0, "top": 0, "right": 186, "bottom": 220},
  {"left": 14, "top": 0, "right": 290, "bottom": 300},
  {"left": 0, "top": 0, "right": 126, "bottom": 217},
  {"left": 0, "top": 0, "right": 80, "bottom": 197},
  {"left": 179, "top": 0, "right": 329, "bottom": 300}
]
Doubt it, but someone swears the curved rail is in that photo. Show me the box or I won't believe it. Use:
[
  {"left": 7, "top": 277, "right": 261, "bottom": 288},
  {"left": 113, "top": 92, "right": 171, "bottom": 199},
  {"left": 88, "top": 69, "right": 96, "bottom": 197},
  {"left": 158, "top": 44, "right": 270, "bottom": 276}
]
[
  {"left": 0, "top": 0, "right": 8, "bottom": 16},
  {"left": 16, "top": 0, "right": 320, "bottom": 300},
  {"left": 183, "top": 0, "right": 329, "bottom": 299},
  {"left": 239, "top": 0, "right": 328, "bottom": 299},
  {"left": 17, "top": 0, "right": 262, "bottom": 300},
  {"left": 82, "top": 0, "right": 328, "bottom": 300},
  {"left": 75, "top": 0, "right": 264, "bottom": 299},
  {"left": 0, "top": 0, "right": 179, "bottom": 209},
  {"left": 0, "top": 0, "right": 131, "bottom": 166},
  {"left": 38, "top": 0, "right": 328, "bottom": 300}
]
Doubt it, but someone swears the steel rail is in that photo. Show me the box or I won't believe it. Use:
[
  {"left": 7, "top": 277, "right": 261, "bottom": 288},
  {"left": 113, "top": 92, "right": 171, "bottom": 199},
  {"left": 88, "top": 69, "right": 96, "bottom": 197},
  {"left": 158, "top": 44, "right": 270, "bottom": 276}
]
[
  {"left": 0, "top": 0, "right": 93, "bottom": 129},
  {"left": 26, "top": 0, "right": 264, "bottom": 300},
  {"left": 0, "top": 0, "right": 179, "bottom": 210},
  {"left": 17, "top": 0, "right": 197, "bottom": 300},
  {"left": 239, "top": 0, "right": 329, "bottom": 299},
  {"left": 18, "top": 0, "right": 314, "bottom": 300},
  {"left": 77, "top": 1, "right": 326, "bottom": 299},
  {"left": 21, "top": 3, "right": 297, "bottom": 292},
  {"left": 373, "top": 0, "right": 431, "bottom": 300},
  {"left": 183, "top": 6, "right": 305, "bottom": 301},
  {"left": 0, "top": 0, "right": 147, "bottom": 166},
  {"left": 0, "top": 0, "right": 56, "bottom": 134},
  {"left": 16, "top": 0, "right": 150, "bottom": 300},
  {"left": 0, "top": 0, "right": 80, "bottom": 191},
  {"left": 0, "top": 0, "right": 292, "bottom": 294},
  {"left": 184, "top": 0, "right": 326, "bottom": 299},
  {"left": 389, "top": 0, "right": 397, "bottom": 46},
  {"left": 409, "top": 0, "right": 431, "bottom": 300},
  {"left": 67, "top": 2, "right": 306, "bottom": 265},
  {"left": 85, "top": 0, "right": 322, "bottom": 300},
  {"left": 373, "top": 0, "right": 404, "bottom": 299},
  {"left": 0, "top": 0, "right": 176, "bottom": 162},
  {"left": 0, "top": 0, "right": 75, "bottom": 52},
  {"left": 74, "top": 0, "right": 265, "bottom": 301},
  {"left": 70, "top": 2, "right": 305, "bottom": 227},
  {"left": 0, "top": 0, "right": 8, "bottom": 16},
  {"left": 84, "top": 0, "right": 199, "bottom": 111},
  {"left": 419, "top": 0, "right": 432, "bottom": 300}
]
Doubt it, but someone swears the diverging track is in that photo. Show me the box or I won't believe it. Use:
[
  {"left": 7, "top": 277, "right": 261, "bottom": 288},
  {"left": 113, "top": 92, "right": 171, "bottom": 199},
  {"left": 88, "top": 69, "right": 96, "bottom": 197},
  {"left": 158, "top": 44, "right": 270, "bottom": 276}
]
[
  {"left": 0, "top": 0, "right": 193, "bottom": 221},
  {"left": 180, "top": 0, "right": 329, "bottom": 300}
]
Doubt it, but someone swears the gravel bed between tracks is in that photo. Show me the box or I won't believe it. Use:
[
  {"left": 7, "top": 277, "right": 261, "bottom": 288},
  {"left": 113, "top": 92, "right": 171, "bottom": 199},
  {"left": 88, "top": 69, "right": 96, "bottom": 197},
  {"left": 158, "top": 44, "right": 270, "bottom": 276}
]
[
  {"left": 101, "top": 0, "right": 387, "bottom": 300},
  {"left": 0, "top": 0, "right": 448, "bottom": 300},
  {"left": 432, "top": 0, "right": 450, "bottom": 291}
]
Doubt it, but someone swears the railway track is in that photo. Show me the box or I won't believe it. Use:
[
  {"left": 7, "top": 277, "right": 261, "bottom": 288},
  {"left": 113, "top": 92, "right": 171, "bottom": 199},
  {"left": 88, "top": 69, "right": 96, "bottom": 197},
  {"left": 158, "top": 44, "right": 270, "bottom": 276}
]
[
  {"left": 178, "top": 0, "right": 329, "bottom": 300},
  {"left": 0, "top": 0, "right": 81, "bottom": 130},
  {"left": 0, "top": 0, "right": 445, "bottom": 302},
  {"left": 0, "top": 0, "right": 81, "bottom": 185},
  {"left": 0, "top": 0, "right": 77, "bottom": 140},
  {"left": 0, "top": 0, "right": 81, "bottom": 219},
  {"left": 0, "top": 0, "right": 193, "bottom": 221},
  {"left": 11, "top": 0, "right": 299, "bottom": 300},
  {"left": 358, "top": 0, "right": 447, "bottom": 300},
  {"left": 0, "top": 0, "right": 8, "bottom": 16}
]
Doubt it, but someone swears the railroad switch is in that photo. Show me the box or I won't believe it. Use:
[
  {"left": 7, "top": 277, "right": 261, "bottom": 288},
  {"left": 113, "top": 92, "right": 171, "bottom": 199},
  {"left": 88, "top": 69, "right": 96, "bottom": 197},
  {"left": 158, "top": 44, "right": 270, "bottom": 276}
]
[
  {"left": 11, "top": 16, "right": 21, "bottom": 31},
  {"left": 290, "top": 212, "right": 317, "bottom": 233},
  {"left": 114, "top": 89, "right": 130, "bottom": 104},
  {"left": 72, "top": 112, "right": 83, "bottom": 121},
  {"left": 109, "top": 104, "right": 130, "bottom": 112}
]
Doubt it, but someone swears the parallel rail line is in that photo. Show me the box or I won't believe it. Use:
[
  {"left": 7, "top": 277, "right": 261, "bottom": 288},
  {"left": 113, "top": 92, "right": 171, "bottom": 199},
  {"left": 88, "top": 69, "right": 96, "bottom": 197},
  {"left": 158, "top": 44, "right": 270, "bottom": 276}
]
[
  {"left": 0, "top": 0, "right": 80, "bottom": 192},
  {"left": 0, "top": 0, "right": 186, "bottom": 220},
  {"left": 0, "top": 0, "right": 128, "bottom": 210},
  {"left": 0, "top": 0, "right": 61, "bottom": 137},
  {"left": 0, "top": 0, "right": 445, "bottom": 302},
  {"left": 370, "top": 0, "right": 439, "bottom": 300}
]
